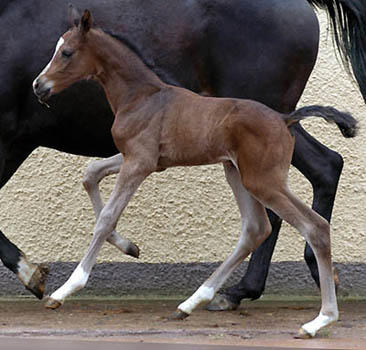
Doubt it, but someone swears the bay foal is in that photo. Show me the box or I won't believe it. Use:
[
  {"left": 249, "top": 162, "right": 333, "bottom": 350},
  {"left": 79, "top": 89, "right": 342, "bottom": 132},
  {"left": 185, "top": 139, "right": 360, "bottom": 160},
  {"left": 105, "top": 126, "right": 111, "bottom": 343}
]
[{"left": 33, "top": 10, "right": 358, "bottom": 338}]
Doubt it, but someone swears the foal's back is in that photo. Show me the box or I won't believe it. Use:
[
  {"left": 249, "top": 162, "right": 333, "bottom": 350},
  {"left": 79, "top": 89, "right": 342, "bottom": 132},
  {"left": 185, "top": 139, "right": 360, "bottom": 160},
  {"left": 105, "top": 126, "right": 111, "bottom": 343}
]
[{"left": 157, "top": 88, "right": 293, "bottom": 171}]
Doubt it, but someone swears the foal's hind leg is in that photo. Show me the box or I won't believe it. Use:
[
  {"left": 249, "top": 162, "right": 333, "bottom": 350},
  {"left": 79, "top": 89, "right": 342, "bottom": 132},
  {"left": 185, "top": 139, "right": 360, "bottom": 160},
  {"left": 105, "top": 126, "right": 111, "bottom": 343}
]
[
  {"left": 82, "top": 154, "right": 140, "bottom": 258},
  {"left": 250, "top": 181, "right": 338, "bottom": 338},
  {"left": 209, "top": 125, "right": 343, "bottom": 310},
  {"left": 207, "top": 163, "right": 281, "bottom": 311},
  {"left": 174, "top": 163, "right": 272, "bottom": 318},
  {"left": 208, "top": 124, "right": 343, "bottom": 310}
]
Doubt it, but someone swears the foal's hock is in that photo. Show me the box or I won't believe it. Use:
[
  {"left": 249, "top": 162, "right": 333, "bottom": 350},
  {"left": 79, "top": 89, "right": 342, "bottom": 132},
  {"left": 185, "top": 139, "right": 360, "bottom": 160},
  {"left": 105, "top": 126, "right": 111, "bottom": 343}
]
[{"left": 33, "top": 9, "right": 358, "bottom": 338}]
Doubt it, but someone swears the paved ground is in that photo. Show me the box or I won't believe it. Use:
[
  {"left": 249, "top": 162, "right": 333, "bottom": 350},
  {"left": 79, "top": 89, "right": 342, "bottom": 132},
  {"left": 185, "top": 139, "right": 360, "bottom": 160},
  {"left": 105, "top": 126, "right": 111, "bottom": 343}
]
[{"left": 0, "top": 296, "right": 365, "bottom": 349}]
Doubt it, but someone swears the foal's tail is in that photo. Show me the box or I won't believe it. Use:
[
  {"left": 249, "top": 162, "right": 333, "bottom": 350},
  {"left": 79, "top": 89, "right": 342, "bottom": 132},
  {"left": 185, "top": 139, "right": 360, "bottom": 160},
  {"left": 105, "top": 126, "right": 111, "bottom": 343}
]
[{"left": 283, "top": 105, "right": 359, "bottom": 138}]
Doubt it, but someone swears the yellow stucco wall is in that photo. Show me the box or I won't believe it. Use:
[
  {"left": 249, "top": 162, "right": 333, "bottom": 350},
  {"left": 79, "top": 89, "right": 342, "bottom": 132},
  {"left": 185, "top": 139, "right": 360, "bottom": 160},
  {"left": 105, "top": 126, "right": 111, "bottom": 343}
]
[{"left": 0, "top": 13, "right": 365, "bottom": 265}]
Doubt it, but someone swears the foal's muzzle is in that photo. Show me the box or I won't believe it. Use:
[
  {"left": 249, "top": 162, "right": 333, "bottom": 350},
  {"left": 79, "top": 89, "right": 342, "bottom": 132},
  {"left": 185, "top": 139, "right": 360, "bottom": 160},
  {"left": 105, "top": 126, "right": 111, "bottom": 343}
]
[{"left": 33, "top": 77, "right": 52, "bottom": 106}]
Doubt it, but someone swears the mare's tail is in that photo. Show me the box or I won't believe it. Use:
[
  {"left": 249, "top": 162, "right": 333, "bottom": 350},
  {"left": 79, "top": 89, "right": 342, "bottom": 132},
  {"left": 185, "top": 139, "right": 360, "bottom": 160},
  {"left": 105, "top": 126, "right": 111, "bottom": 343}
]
[
  {"left": 283, "top": 105, "right": 358, "bottom": 138},
  {"left": 307, "top": 0, "right": 366, "bottom": 101}
]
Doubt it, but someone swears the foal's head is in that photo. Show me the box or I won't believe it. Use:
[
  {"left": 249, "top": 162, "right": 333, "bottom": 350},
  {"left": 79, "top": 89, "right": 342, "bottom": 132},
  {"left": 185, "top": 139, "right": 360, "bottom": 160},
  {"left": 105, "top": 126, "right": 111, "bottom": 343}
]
[{"left": 33, "top": 9, "right": 96, "bottom": 103}]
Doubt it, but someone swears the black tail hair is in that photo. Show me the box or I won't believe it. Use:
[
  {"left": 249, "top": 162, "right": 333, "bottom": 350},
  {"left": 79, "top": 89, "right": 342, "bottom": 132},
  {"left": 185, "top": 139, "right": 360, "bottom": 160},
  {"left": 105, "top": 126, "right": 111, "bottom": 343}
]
[
  {"left": 307, "top": 0, "right": 366, "bottom": 102},
  {"left": 284, "top": 105, "right": 358, "bottom": 138}
]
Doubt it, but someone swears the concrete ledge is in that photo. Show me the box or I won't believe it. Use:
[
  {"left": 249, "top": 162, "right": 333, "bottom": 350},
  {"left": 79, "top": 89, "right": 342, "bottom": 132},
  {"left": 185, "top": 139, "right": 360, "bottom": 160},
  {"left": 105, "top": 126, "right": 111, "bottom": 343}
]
[{"left": 0, "top": 261, "right": 365, "bottom": 297}]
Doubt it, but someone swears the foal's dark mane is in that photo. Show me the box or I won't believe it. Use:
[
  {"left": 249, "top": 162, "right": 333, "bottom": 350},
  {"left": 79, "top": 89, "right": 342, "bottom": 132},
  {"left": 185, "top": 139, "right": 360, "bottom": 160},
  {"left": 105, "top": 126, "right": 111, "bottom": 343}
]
[{"left": 102, "top": 28, "right": 180, "bottom": 87}]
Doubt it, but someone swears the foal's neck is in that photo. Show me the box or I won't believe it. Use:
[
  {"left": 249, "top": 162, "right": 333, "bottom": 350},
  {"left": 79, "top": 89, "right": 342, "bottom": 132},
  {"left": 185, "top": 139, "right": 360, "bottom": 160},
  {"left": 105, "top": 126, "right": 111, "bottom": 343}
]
[{"left": 92, "top": 29, "right": 165, "bottom": 114}]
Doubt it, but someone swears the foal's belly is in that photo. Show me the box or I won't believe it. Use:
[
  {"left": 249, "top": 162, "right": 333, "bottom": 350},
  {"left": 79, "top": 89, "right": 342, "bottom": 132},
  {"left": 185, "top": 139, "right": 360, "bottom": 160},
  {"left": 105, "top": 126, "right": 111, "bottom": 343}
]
[
  {"left": 157, "top": 140, "right": 233, "bottom": 168},
  {"left": 157, "top": 154, "right": 221, "bottom": 168}
]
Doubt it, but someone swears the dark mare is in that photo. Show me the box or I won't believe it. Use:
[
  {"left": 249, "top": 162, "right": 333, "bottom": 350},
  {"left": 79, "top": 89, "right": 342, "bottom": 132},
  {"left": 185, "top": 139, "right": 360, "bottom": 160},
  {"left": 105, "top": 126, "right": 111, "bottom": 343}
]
[{"left": 0, "top": 0, "right": 365, "bottom": 305}]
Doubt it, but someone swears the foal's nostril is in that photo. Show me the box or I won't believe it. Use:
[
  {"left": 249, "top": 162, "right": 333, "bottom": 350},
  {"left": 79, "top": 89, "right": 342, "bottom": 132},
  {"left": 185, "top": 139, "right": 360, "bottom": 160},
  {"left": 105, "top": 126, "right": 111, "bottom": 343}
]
[{"left": 34, "top": 81, "right": 39, "bottom": 90}]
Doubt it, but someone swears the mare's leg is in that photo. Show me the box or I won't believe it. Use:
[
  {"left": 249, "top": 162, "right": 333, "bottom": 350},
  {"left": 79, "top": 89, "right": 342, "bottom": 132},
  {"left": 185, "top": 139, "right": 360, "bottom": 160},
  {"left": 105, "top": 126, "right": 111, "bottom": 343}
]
[
  {"left": 174, "top": 162, "right": 272, "bottom": 318},
  {"left": 292, "top": 124, "right": 343, "bottom": 288},
  {"left": 82, "top": 154, "right": 139, "bottom": 258},
  {"left": 46, "top": 158, "right": 151, "bottom": 309},
  {"left": 0, "top": 142, "right": 49, "bottom": 299}
]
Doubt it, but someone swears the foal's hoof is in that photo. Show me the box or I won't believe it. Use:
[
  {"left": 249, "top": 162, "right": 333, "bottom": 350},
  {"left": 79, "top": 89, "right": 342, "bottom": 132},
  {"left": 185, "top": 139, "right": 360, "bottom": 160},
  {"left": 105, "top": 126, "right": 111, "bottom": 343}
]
[
  {"left": 45, "top": 297, "right": 63, "bottom": 310},
  {"left": 295, "top": 328, "right": 313, "bottom": 339},
  {"left": 25, "top": 263, "right": 50, "bottom": 300},
  {"left": 126, "top": 242, "right": 140, "bottom": 259},
  {"left": 169, "top": 309, "right": 190, "bottom": 320},
  {"left": 205, "top": 294, "right": 238, "bottom": 311}
]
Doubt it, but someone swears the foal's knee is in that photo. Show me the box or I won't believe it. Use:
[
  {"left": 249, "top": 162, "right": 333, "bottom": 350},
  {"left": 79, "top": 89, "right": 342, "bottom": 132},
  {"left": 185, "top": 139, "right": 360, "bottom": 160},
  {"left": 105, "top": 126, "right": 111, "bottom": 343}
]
[
  {"left": 255, "top": 222, "right": 273, "bottom": 249},
  {"left": 94, "top": 209, "right": 118, "bottom": 240},
  {"left": 82, "top": 161, "right": 102, "bottom": 191},
  {"left": 242, "top": 218, "right": 272, "bottom": 252}
]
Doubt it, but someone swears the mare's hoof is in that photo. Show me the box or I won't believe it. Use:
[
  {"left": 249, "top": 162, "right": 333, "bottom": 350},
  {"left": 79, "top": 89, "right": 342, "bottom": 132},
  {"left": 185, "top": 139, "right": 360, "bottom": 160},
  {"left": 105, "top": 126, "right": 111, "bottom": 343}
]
[
  {"left": 295, "top": 328, "right": 312, "bottom": 339},
  {"left": 169, "top": 309, "right": 190, "bottom": 320},
  {"left": 45, "top": 297, "right": 63, "bottom": 310},
  {"left": 127, "top": 242, "right": 140, "bottom": 259},
  {"left": 205, "top": 294, "right": 238, "bottom": 311},
  {"left": 25, "top": 263, "right": 50, "bottom": 300}
]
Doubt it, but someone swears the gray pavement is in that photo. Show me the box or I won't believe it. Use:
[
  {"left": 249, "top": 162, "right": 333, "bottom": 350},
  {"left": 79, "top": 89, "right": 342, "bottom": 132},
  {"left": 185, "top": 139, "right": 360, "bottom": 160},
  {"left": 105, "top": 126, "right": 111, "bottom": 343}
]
[{"left": 0, "top": 297, "right": 364, "bottom": 350}]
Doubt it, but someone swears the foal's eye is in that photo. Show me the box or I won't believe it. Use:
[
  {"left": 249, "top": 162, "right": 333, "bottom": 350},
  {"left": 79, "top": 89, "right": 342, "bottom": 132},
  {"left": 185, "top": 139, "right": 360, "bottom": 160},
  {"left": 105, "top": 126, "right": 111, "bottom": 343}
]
[{"left": 62, "top": 50, "right": 73, "bottom": 58}]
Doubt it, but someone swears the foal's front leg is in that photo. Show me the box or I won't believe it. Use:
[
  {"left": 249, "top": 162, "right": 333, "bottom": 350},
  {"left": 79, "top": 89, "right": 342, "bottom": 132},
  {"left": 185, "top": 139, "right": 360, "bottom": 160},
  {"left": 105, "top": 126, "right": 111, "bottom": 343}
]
[
  {"left": 46, "top": 158, "right": 151, "bottom": 309},
  {"left": 82, "top": 154, "right": 140, "bottom": 258}
]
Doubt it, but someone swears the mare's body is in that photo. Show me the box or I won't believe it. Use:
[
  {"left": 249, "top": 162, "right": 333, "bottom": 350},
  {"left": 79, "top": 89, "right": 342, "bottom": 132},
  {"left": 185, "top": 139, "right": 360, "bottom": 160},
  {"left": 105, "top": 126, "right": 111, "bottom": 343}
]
[{"left": 1, "top": 0, "right": 365, "bottom": 304}]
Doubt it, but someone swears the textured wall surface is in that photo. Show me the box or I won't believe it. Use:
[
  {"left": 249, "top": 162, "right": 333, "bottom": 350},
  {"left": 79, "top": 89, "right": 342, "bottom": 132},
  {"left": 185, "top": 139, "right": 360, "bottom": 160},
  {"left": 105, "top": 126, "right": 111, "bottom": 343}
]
[{"left": 0, "top": 13, "right": 365, "bottom": 270}]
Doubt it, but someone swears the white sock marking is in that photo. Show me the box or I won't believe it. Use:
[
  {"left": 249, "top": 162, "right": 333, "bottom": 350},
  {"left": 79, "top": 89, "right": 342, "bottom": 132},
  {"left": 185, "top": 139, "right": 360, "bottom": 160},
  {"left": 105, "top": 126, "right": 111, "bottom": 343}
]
[
  {"left": 178, "top": 285, "right": 215, "bottom": 314},
  {"left": 50, "top": 265, "right": 88, "bottom": 302},
  {"left": 301, "top": 312, "right": 338, "bottom": 337}
]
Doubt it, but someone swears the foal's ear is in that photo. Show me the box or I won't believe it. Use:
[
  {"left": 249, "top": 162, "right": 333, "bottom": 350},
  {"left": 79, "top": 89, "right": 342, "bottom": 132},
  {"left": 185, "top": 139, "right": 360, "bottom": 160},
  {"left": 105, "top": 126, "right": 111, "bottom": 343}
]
[
  {"left": 68, "top": 3, "right": 80, "bottom": 27},
  {"left": 79, "top": 9, "right": 93, "bottom": 35}
]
